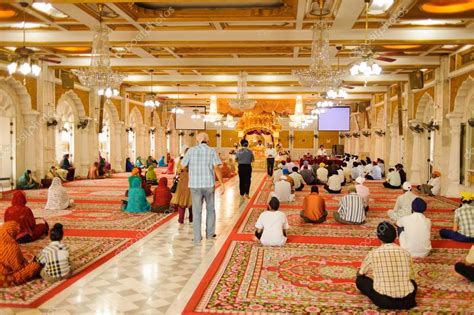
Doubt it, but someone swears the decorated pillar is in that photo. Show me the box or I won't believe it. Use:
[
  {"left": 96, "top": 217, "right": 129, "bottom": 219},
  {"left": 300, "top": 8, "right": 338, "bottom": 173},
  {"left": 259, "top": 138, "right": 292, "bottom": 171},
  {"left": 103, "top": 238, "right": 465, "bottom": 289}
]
[
  {"left": 445, "top": 113, "right": 463, "bottom": 197},
  {"left": 113, "top": 121, "right": 125, "bottom": 172},
  {"left": 388, "top": 124, "right": 398, "bottom": 166},
  {"left": 22, "top": 110, "right": 40, "bottom": 173},
  {"left": 410, "top": 129, "right": 423, "bottom": 185}
]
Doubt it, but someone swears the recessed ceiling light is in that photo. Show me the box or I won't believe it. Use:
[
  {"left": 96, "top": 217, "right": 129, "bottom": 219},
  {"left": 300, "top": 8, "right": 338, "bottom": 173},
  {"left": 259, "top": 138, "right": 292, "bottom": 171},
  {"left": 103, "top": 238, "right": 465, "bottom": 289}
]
[
  {"left": 9, "top": 22, "right": 47, "bottom": 29},
  {"left": 441, "top": 44, "right": 458, "bottom": 49},
  {"left": 368, "top": 0, "right": 394, "bottom": 15},
  {"left": 53, "top": 46, "right": 90, "bottom": 53},
  {"left": 32, "top": 3, "right": 68, "bottom": 18},
  {"left": 0, "top": 8, "right": 17, "bottom": 18},
  {"left": 420, "top": 68, "right": 428, "bottom": 72},
  {"left": 399, "top": 19, "right": 463, "bottom": 26},
  {"left": 421, "top": 1, "right": 474, "bottom": 14},
  {"left": 383, "top": 44, "right": 422, "bottom": 49}
]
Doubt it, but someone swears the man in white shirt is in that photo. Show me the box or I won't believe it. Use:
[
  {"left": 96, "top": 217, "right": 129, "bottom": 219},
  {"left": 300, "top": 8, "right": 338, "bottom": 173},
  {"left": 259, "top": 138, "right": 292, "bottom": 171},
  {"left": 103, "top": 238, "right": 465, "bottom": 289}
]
[
  {"left": 272, "top": 164, "right": 284, "bottom": 185},
  {"left": 324, "top": 172, "right": 342, "bottom": 194},
  {"left": 265, "top": 144, "right": 277, "bottom": 177},
  {"left": 366, "top": 162, "right": 382, "bottom": 180},
  {"left": 397, "top": 198, "right": 432, "bottom": 258},
  {"left": 317, "top": 145, "right": 327, "bottom": 156},
  {"left": 255, "top": 197, "right": 289, "bottom": 246},
  {"left": 316, "top": 163, "right": 329, "bottom": 184},
  {"left": 355, "top": 177, "right": 370, "bottom": 211},
  {"left": 289, "top": 166, "right": 305, "bottom": 191},
  {"left": 388, "top": 182, "right": 417, "bottom": 221},
  {"left": 272, "top": 176, "right": 294, "bottom": 202},
  {"left": 351, "top": 162, "right": 361, "bottom": 180},
  {"left": 383, "top": 168, "right": 401, "bottom": 189},
  {"left": 419, "top": 171, "right": 441, "bottom": 196}
]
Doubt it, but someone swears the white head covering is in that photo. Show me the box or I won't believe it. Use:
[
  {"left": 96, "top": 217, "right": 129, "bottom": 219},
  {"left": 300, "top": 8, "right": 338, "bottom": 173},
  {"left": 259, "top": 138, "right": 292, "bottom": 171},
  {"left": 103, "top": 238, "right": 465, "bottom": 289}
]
[
  {"left": 402, "top": 181, "right": 412, "bottom": 191},
  {"left": 355, "top": 177, "right": 365, "bottom": 185},
  {"left": 45, "top": 177, "right": 70, "bottom": 210},
  {"left": 280, "top": 175, "right": 287, "bottom": 180}
]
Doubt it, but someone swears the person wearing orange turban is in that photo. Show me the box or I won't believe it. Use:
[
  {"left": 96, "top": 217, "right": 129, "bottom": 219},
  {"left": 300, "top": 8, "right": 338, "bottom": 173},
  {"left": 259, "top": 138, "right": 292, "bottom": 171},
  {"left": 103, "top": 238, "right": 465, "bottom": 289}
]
[{"left": 419, "top": 171, "right": 441, "bottom": 196}]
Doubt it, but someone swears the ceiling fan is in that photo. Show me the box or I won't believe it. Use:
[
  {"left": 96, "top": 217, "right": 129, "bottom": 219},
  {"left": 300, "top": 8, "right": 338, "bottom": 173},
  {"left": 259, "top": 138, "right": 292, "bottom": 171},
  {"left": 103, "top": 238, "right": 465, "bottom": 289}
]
[{"left": 0, "top": 2, "right": 61, "bottom": 75}]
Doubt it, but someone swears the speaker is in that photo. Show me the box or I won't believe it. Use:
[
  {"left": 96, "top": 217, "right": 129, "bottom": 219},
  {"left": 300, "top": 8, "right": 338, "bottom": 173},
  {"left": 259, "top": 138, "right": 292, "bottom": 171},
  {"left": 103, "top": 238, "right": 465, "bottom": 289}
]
[
  {"left": 409, "top": 71, "right": 424, "bottom": 90},
  {"left": 61, "top": 71, "right": 75, "bottom": 89},
  {"left": 332, "top": 144, "right": 344, "bottom": 156}
]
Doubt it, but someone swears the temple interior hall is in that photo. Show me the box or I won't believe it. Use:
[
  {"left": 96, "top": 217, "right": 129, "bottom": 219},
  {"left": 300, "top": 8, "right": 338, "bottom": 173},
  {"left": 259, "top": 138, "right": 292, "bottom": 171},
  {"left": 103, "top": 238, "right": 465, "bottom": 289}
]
[{"left": 0, "top": 0, "right": 473, "bottom": 314}]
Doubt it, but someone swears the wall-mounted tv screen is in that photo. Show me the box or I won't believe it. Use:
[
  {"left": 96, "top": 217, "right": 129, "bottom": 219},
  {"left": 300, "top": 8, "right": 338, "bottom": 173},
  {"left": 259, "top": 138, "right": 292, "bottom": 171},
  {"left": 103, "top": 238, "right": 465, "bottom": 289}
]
[
  {"left": 317, "top": 106, "right": 350, "bottom": 131},
  {"left": 175, "top": 106, "right": 206, "bottom": 130}
]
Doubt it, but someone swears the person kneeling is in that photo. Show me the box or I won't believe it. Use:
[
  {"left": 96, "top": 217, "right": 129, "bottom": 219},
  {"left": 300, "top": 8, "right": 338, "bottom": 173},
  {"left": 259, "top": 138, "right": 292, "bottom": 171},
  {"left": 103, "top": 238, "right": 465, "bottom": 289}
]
[
  {"left": 324, "top": 172, "right": 342, "bottom": 194},
  {"left": 300, "top": 186, "right": 327, "bottom": 223},
  {"left": 255, "top": 197, "right": 289, "bottom": 246},
  {"left": 334, "top": 186, "right": 366, "bottom": 225},
  {"left": 356, "top": 221, "right": 417, "bottom": 310},
  {"left": 38, "top": 223, "right": 71, "bottom": 283}
]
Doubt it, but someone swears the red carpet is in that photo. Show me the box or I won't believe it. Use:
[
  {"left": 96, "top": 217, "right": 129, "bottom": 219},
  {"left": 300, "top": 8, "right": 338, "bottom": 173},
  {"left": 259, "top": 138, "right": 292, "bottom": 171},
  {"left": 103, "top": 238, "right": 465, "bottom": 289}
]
[{"left": 184, "top": 176, "right": 474, "bottom": 314}]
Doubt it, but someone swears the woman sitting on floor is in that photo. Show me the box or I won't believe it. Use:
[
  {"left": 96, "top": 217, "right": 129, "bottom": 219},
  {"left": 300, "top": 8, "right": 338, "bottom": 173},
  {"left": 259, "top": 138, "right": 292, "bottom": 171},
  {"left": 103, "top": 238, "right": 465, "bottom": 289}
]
[
  {"left": 4, "top": 191, "right": 49, "bottom": 243},
  {"left": 158, "top": 156, "right": 167, "bottom": 167},
  {"left": 17, "top": 170, "right": 40, "bottom": 190},
  {"left": 151, "top": 177, "right": 172, "bottom": 213},
  {"left": 46, "top": 166, "right": 68, "bottom": 182},
  {"left": 87, "top": 162, "right": 101, "bottom": 179},
  {"left": 145, "top": 165, "right": 158, "bottom": 185},
  {"left": 45, "top": 178, "right": 74, "bottom": 211},
  {"left": 125, "top": 157, "right": 134, "bottom": 172},
  {"left": 135, "top": 156, "right": 146, "bottom": 169},
  {"left": 123, "top": 173, "right": 151, "bottom": 213},
  {"left": 0, "top": 221, "right": 41, "bottom": 287},
  {"left": 162, "top": 158, "right": 175, "bottom": 175}
]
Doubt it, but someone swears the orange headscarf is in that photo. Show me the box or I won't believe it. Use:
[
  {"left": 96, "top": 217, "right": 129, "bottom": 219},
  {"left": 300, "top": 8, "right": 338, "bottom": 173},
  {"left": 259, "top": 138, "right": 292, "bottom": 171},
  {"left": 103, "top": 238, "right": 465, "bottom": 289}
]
[
  {"left": 131, "top": 168, "right": 140, "bottom": 176},
  {"left": 433, "top": 171, "right": 441, "bottom": 177}
]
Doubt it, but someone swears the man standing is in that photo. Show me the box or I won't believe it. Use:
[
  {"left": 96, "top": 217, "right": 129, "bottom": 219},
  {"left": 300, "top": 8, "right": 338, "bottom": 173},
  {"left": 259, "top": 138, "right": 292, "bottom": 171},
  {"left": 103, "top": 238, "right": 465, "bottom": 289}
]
[
  {"left": 182, "top": 132, "right": 225, "bottom": 243},
  {"left": 265, "top": 143, "right": 277, "bottom": 177},
  {"left": 236, "top": 139, "right": 255, "bottom": 199}
]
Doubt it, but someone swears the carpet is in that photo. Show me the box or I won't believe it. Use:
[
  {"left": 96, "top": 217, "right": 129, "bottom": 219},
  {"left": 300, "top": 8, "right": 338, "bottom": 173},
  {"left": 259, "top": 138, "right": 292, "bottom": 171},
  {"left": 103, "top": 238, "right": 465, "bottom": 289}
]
[{"left": 185, "top": 176, "right": 473, "bottom": 314}]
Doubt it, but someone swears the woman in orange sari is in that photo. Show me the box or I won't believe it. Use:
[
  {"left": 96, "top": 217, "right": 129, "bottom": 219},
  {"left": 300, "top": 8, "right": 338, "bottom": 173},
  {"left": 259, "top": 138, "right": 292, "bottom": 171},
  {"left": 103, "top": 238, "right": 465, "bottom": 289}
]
[{"left": 0, "top": 221, "right": 41, "bottom": 287}]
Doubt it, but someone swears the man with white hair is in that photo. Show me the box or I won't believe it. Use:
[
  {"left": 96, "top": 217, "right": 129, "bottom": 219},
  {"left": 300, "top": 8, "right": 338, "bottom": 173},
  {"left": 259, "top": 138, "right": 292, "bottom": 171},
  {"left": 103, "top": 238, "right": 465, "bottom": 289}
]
[
  {"left": 182, "top": 132, "right": 225, "bottom": 243},
  {"left": 387, "top": 182, "right": 417, "bottom": 221}
]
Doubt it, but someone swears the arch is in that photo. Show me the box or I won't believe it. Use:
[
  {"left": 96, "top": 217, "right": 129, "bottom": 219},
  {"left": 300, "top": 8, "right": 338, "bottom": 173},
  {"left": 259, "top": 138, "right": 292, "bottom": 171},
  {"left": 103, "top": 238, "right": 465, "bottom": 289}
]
[
  {"left": 415, "top": 92, "right": 435, "bottom": 122},
  {"left": 129, "top": 106, "right": 144, "bottom": 126},
  {"left": 0, "top": 76, "right": 32, "bottom": 114},
  {"left": 56, "top": 90, "right": 86, "bottom": 120},
  {"left": 104, "top": 99, "right": 120, "bottom": 124},
  {"left": 452, "top": 76, "right": 474, "bottom": 117}
]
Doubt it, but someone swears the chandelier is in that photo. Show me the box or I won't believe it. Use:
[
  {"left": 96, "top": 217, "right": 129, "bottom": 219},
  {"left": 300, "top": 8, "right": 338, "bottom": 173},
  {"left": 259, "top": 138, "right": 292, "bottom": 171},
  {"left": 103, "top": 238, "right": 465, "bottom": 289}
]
[
  {"left": 326, "top": 88, "right": 348, "bottom": 99},
  {"left": 144, "top": 70, "right": 161, "bottom": 107},
  {"left": 203, "top": 96, "right": 222, "bottom": 123},
  {"left": 73, "top": 5, "right": 124, "bottom": 98},
  {"left": 228, "top": 72, "right": 256, "bottom": 111},
  {"left": 294, "top": 17, "right": 344, "bottom": 91},
  {"left": 191, "top": 108, "right": 201, "bottom": 120},
  {"left": 289, "top": 96, "right": 313, "bottom": 129},
  {"left": 350, "top": 0, "right": 382, "bottom": 77}
]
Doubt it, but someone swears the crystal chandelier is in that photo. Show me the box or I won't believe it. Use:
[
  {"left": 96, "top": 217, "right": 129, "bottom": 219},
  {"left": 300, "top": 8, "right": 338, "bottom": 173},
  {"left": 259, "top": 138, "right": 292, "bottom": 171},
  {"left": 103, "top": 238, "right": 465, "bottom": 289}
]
[
  {"left": 294, "top": 18, "right": 344, "bottom": 91},
  {"left": 170, "top": 84, "right": 184, "bottom": 114},
  {"left": 204, "top": 96, "right": 223, "bottom": 123},
  {"left": 144, "top": 70, "right": 161, "bottom": 107},
  {"left": 289, "top": 96, "right": 313, "bottom": 129},
  {"left": 326, "top": 88, "right": 348, "bottom": 99},
  {"left": 228, "top": 72, "right": 256, "bottom": 111},
  {"left": 73, "top": 5, "right": 124, "bottom": 98}
]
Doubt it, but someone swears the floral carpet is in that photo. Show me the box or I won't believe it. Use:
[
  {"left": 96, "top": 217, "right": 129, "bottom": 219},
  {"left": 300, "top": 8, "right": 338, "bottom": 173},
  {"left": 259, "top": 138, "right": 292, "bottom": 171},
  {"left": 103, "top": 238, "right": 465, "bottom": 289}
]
[{"left": 185, "top": 176, "right": 473, "bottom": 314}]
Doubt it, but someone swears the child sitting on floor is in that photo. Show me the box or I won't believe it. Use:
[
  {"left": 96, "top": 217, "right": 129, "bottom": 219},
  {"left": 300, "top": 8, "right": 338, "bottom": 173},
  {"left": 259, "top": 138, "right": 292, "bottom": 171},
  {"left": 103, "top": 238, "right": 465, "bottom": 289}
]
[
  {"left": 38, "top": 223, "right": 71, "bottom": 283},
  {"left": 255, "top": 197, "right": 289, "bottom": 246}
]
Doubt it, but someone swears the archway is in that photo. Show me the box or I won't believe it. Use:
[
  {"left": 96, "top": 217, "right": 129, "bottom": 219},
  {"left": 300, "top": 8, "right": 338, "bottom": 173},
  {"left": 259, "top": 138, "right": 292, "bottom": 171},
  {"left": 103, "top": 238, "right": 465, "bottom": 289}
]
[
  {"left": 0, "top": 76, "right": 33, "bottom": 189},
  {"left": 446, "top": 76, "right": 474, "bottom": 196},
  {"left": 128, "top": 107, "right": 143, "bottom": 161}
]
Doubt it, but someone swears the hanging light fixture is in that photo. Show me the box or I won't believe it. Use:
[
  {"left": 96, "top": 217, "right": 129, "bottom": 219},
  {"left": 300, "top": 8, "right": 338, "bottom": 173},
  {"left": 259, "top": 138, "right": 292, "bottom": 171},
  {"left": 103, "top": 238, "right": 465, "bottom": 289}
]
[
  {"left": 144, "top": 69, "right": 161, "bottom": 108},
  {"left": 170, "top": 84, "right": 184, "bottom": 114},
  {"left": 203, "top": 95, "right": 222, "bottom": 123},
  {"left": 289, "top": 96, "right": 312, "bottom": 129},
  {"left": 191, "top": 108, "right": 201, "bottom": 120},
  {"left": 8, "top": 4, "right": 41, "bottom": 77},
  {"left": 223, "top": 114, "right": 236, "bottom": 128},
  {"left": 326, "top": 88, "right": 348, "bottom": 99},
  {"left": 294, "top": 0, "right": 344, "bottom": 91},
  {"left": 72, "top": 4, "right": 124, "bottom": 98},
  {"left": 350, "top": 0, "right": 382, "bottom": 77},
  {"left": 228, "top": 72, "right": 256, "bottom": 111}
]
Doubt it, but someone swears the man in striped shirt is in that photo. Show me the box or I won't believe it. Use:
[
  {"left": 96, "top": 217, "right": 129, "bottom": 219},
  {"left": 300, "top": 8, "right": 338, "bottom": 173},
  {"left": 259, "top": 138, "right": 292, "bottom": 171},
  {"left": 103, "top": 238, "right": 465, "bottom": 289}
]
[
  {"left": 356, "top": 221, "right": 417, "bottom": 309},
  {"left": 334, "top": 186, "right": 366, "bottom": 224}
]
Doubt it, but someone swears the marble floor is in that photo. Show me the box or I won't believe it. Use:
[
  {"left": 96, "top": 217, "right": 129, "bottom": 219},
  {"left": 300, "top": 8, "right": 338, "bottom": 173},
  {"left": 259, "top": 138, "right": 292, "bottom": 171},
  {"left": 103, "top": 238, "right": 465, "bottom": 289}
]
[{"left": 2, "top": 172, "right": 265, "bottom": 315}]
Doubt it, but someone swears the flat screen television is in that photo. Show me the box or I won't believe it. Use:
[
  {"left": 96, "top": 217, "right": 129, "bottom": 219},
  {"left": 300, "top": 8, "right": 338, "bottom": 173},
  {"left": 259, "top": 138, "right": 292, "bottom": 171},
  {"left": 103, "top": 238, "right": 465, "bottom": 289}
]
[{"left": 317, "top": 106, "right": 350, "bottom": 131}]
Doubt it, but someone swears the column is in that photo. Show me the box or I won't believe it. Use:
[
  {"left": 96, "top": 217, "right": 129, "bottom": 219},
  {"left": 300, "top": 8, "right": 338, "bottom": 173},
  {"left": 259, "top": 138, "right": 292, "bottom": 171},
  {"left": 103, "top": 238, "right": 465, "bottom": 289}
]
[
  {"left": 113, "top": 121, "right": 125, "bottom": 172},
  {"left": 445, "top": 113, "right": 463, "bottom": 197},
  {"left": 136, "top": 123, "right": 147, "bottom": 158},
  {"left": 410, "top": 130, "right": 423, "bottom": 184},
  {"left": 388, "top": 124, "right": 398, "bottom": 166},
  {"left": 22, "top": 111, "right": 41, "bottom": 173}
]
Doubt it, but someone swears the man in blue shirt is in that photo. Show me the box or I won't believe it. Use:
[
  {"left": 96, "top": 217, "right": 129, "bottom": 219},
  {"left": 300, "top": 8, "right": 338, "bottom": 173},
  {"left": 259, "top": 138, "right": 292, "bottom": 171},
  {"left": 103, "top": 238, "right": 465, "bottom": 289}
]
[
  {"left": 182, "top": 133, "right": 225, "bottom": 243},
  {"left": 235, "top": 139, "right": 255, "bottom": 199}
]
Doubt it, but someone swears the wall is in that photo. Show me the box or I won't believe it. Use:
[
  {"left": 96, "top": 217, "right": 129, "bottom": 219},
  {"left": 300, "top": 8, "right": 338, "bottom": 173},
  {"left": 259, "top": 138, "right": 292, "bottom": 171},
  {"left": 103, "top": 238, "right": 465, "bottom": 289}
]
[
  {"left": 318, "top": 131, "right": 339, "bottom": 150},
  {"left": 293, "top": 130, "right": 314, "bottom": 149}
]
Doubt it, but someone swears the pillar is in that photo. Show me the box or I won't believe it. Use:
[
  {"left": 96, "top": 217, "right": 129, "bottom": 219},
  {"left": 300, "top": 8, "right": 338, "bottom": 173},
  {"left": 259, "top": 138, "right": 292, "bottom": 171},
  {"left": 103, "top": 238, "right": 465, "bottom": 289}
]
[
  {"left": 388, "top": 124, "right": 398, "bottom": 166},
  {"left": 445, "top": 113, "right": 463, "bottom": 197},
  {"left": 410, "top": 130, "right": 423, "bottom": 184}
]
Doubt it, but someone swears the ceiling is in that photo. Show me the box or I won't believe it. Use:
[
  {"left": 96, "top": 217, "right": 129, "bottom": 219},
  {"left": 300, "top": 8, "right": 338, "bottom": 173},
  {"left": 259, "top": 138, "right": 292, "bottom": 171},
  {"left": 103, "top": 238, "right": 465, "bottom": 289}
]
[{"left": 0, "top": 0, "right": 473, "bottom": 106}]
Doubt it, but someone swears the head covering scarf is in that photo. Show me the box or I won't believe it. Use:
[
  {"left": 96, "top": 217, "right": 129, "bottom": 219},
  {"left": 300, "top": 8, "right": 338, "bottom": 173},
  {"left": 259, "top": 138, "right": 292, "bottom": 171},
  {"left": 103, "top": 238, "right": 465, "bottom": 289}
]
[
  {"left": 152, "top": 177, "right": 172, "bottom": 207},
  {"left": 45, "top": 177, "right": 70, "bottom": 210},
  {"left": 460, "top": 192, "right": 474, "bottom": 202},
  {"left": 131, "top": 168, "right": 140, "bottom": 176},
  {"left": 135, "top": 156, "right": 143, "bottom": 167},
  {"left": 432, "top": 170, "right": 441, "bottom": 177},
  {"left": 17, "top": 170, "right": 30, "bottom": 188},
  {"left": 146, "top": 166, "right": 157, "bottom": 182},
  {"left": 402, "top": 182, "right": 412, "bottom": 191},
  {"left": 412, "top": 198, "right": 427, "bottom": 213},
  {"left": 0, "top": 221, "right": 41, "bottom": 287},
  {"left": 282, "top": 169, "right": 290, "bottom": 175},
  {"left": 166, "top": 159, "right": 175, "bottom": 174},
  {"left": 60, "top": 155, "right": 71, "bottom": 170},
  {"left": 4, "top": 192, "right": 35, "bottom": 240},
  {"left": 125, "top": 158, "right": 134, "bottom": 172},
  {"left": 319, "top": 163, "right": 326, "bottom": 167},
  {"left": 125, "top": 176, "right": 151, "bottom": 213},
  {"left": 355, "top": 177, "right": 366, "bottom": 185}
]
